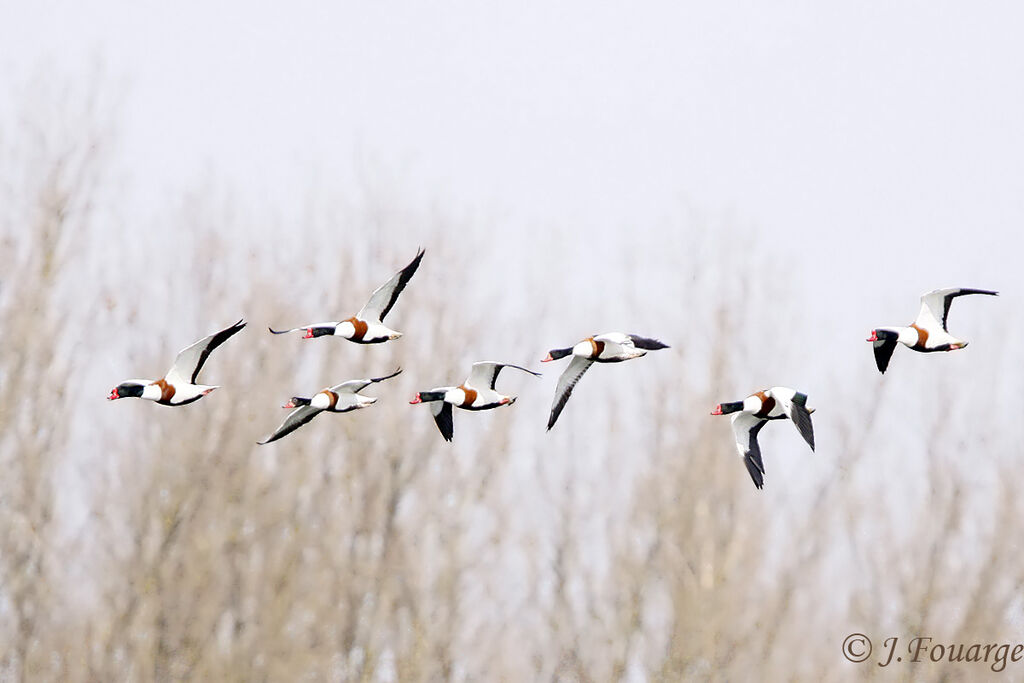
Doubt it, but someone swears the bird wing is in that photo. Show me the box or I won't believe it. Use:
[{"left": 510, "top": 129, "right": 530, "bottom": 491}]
[
  {"left": 873, "top": 337, "right": 898, "bottom": 374},
  {"left": 731, "top": 412, "right": 768, "bottom": 489},
  {"left": 917, "top": 287, "right": 998, "bottom": 332},
  {"left": 258, "top": 404, "right": 323, "bottom": 445},
  {"left": 466, "top": 361, "right": 541, "bottom": 390},
  {"left": 332, "top": 368, "right": 403, "bottom": 394},
  {"left": 546, "top": 357, "right": 594, "bottom": 430},
  {"left": 356, "top": 248, "right": 425, "bottom": 322},
  {"left": 768, "top": 387, "right": 815, "bottom": 451},
  {"left": 627, "top": 334, "right": 670, "bottom": 350},
  {"left": 430, "top": 401, "right": 454, "bottom": 442},
  {"left": 165, "top": 319, "right": 245, "bottom": 385}
]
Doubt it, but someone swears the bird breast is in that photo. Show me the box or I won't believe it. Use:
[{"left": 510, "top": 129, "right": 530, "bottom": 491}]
[{"left": 311, "top": 392, "right": 333, "bottom": 410}]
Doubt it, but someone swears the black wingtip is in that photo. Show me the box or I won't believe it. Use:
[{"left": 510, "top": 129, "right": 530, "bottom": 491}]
[
  {"left": 374, "top": 367, "right": 403, "bottom": 382},
  {"left": 514, "top": 364, "right": 542, "bottom": 378},
  {"left": 268, "top": 327, "right": 289, "bottom": 335},
  {"left": 745, "top": 459, "right": 764, "bottom": 489},
  {"left": 789, "top": 404, "right": 816, "bottom": 452},
  {"left": 629, "top": 335, "right": 670, "bottom": 351}
]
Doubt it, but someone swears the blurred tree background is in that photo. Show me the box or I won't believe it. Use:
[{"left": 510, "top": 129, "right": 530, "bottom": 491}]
[{"left": 0, "top": 77, "right": 1021, "bottom": 683}]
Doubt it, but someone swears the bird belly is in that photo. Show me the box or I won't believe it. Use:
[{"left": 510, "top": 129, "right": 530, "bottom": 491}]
[{"left": 357, "top": 321, "right": 398, "bottom": 344}]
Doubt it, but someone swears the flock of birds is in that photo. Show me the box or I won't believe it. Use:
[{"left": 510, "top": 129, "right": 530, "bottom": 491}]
[{"left": 107, "top": 249, "right": 999, "bottom": 489}]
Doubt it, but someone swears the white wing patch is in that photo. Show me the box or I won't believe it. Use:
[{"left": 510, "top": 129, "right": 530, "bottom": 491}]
[
  {"left": 466, "top": 362, "right": 501, "bottom": 390},
  {"left": 915, "top": 289, "right": 953, "bottom": 333},
  {"left": 165, "top": 320, "right": 245, "bottom": 386},
  {"left": 547, "top": 357, "right": 595, "bottom": 430},
  {"left": 356, "top": 249, "right": 424, "bottom": 323},
  {"left": 730, "top": 412, "right": 763, "bottom": 459}
]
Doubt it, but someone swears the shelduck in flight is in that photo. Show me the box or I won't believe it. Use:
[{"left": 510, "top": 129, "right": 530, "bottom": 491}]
[
  {"left": 410, "top": 361, "right": 541, "bottom": 441},
  {"left": 542, "top": 333, "right": 669, "bottom": 431},
  {"left": 107, "top": 319, "right": 246, "bottom": 406},
  {"left": 258, "top": 369, "right": 402, "bottom": 444},
  {"left": 867, "top": 287, "right": 998, "bottom": 373},
  {"left": 269, "top": 248, "right": 424, "bottom": 344},
  {"left": 712, "top": 386, "right": 816, "bottom": 490}
]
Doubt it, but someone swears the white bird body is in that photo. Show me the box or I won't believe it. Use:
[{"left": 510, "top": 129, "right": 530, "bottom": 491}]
[
  {"left": 333, "top": 319, "right": 401, "bottom": 341},
  {"left": 543, "top": 332, "right": 669, "bottom": 430},
  {"left": 269, "top": 249, "right": 423, "bottom": 344},
  {"left": 411, "top": 361, "right": 541, "bottom": 441},
  {"left": 108, "top": 320, "right": 245, "bottom": 406},
  {"left": 258, "top": 369, "right": 401, "bottom": 444},
  {"left": 868, "top": 287, "right": 997, "bottom": 373},
  {"left": 712, "top": 386, "right": 816, "bottom": 490}
]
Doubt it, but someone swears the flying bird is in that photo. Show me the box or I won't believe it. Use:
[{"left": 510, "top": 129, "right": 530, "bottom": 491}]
[
  {"left": 269, "top": 248, "right": 424, "bottom": 344},
  {"left": 867, "top": 287, "right": 998, "bottom": 373},
  {"left": 410, "top": 361, "right": 541, "bottom": 441},
  {"left": 711, "top": 387, "right": 816, "bottom": 490},
  {"left": 542, "top": 333, "right": 669, "bottom": 430},
  {"left": 107, "top": 319, "right": 246, "bottom": 406},
  {"left": 258, "top": 369, "right": 402, "bottom": 444}
]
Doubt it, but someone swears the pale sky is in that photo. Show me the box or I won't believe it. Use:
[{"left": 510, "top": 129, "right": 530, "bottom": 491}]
[{"left": 4, "top": 0, "right": 1021, "bottom": 275}]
